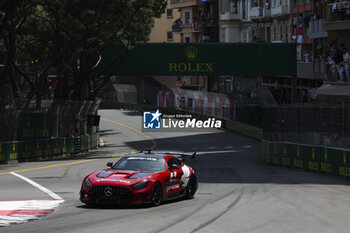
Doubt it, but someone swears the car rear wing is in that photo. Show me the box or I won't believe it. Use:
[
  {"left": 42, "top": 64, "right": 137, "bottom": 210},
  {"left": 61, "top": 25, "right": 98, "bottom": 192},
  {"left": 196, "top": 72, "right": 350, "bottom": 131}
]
[{"left": 140, "top": 148, "right": 196, "bottom": 160}]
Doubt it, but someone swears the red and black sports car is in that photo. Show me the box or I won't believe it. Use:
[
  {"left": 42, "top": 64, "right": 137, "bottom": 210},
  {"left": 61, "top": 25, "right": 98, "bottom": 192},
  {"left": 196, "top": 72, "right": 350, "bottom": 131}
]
[{"left": 80, "top": 150, "right": 198, "bottom": 206}]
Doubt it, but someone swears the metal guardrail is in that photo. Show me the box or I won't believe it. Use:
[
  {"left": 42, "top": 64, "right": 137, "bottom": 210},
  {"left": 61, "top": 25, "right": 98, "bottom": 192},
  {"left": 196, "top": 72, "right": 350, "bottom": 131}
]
[
  {"left": 263, "top": 140, "right": 350, "bottom": 177},
  {"left": 0, "top": 133, "right": 100, "bottom": 164}
]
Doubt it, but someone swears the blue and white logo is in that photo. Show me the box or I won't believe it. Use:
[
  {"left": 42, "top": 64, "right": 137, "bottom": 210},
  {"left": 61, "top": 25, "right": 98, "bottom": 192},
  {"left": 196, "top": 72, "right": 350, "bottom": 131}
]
[{"left": 143, "top": 110, "right": 162, "bottom": 129}]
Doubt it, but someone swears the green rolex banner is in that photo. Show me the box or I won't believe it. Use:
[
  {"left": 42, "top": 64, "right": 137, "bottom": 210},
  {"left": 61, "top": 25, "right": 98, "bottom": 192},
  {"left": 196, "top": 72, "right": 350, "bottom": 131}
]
[{"left": 91, "top": 43, "right": 296, "bottom": 76}]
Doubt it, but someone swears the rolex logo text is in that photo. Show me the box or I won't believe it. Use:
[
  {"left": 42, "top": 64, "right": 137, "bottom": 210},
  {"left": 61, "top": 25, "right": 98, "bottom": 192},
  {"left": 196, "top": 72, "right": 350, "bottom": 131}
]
[{"left": 168, "top": 46, "right": 214, "bottom": 73}]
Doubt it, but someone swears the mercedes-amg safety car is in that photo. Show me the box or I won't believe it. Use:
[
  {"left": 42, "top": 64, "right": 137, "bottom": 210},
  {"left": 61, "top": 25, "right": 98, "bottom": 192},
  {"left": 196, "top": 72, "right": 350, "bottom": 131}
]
[{"left": 80, "top": 150, "right": 198, "bottom": 206}]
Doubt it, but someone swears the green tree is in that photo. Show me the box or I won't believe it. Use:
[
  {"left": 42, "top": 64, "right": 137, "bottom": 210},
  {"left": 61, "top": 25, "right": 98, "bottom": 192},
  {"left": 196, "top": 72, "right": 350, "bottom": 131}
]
[
  {"left": 0, "top": 0, "right": 166, "bottom": 110},
  {"left": 18, "top": 0, "right": 167, "bottom": 105},
  {"left": 0, "top": 0, "right": 37, "bottom": 109}
]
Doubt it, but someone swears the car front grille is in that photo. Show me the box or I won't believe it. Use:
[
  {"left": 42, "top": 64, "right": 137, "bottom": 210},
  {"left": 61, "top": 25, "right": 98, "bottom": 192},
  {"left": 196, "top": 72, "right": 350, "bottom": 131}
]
[{"left": 88, "top": 186, "right": 133, "bottom": 200}]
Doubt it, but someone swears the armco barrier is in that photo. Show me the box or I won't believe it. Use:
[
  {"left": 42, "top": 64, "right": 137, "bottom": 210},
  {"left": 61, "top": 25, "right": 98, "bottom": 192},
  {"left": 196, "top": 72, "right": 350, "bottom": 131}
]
[
  {"left": 80, "top": 135, "right": 88, "bottom": 152},
  {"left": 263, "top": 140, "right": 350, "bottom": 178},
  {"left": 0, "top": 133, "right": 99, "bottom": 163},
  {"left": 0, "top": 142, "right": 6, "bottom": 163},
  {"left": 74, "top": 136, "right": 81, "bottom": 154},
  {"left": 7, "top": 141, "right": 19, "bottom": 162}
]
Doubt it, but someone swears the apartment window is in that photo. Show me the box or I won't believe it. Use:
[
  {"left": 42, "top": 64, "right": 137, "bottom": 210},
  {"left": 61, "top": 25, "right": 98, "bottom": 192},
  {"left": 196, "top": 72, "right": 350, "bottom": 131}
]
[
  {"left": 231, "top": 0, "right": 238, "bottom": 13},
  {"left": 199, "top": 10, "right": 204, "bottom": 20},
  {"left": 167, "top": 31, "right": 173, "bottom": 41},
  {"left": 184, "top": 11, "right": 191, "bottom": 25},
  {"left": 243, "top": 0, "right": 246, "bottom": 19},
  {"left": 167, "top": 9, "right": 173, "bottom": 18}
]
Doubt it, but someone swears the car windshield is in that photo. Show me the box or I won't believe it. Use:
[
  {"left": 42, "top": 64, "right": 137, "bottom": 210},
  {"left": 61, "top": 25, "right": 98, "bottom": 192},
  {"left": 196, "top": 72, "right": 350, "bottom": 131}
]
[{"left": 112, "top": 157, "right": 165, "bottom": 171}]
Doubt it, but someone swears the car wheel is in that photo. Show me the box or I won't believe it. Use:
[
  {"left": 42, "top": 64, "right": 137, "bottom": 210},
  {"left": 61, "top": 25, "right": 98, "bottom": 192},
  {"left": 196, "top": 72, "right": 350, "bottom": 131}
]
[
  {"left": 151, "top": 183, "right": 162, "bottom": 206},
  {"left": 186, "top": 176, "right": 198, "bottom": 199}
]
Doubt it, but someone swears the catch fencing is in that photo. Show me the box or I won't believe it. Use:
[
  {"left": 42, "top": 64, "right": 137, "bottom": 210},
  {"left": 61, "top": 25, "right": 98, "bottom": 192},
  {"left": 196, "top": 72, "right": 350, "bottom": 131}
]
[
  {"left": 0, "top": 99, "right": 101, "bottom": 142},
  {"left": 262, "top": 101, "right": 350, "bottom": 178},
  {"left": 0, "top": 99, "right": 101, "bottom": 163},
  {"left": 263, "top": 102, "right": 350, "bottom": 149},
  {"left": 156, "top": 88, "right": 262, "bottom": 127}
]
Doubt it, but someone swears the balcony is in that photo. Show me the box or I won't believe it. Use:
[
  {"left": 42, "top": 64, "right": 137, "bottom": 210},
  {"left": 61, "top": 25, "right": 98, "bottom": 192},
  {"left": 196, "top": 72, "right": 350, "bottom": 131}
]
[
  {"left": 250, "top": 7, "right": 271, "bottom": 20},
  {"left": 181, "top": 23, "right": 203, "bottom": 33},
  {"left": 220, "top": 12, "right": 242, "bottom": 21},
  {"left": 309, "top": 19, "right": 328, "bottom": 39},
  {"left": 250, "top": 7, "right": 261, "bottom": 18},
  {"left": 172, "top": 24, "right": 182, "bottom": 32},
  {"left": 271, "top": 5, "right": 289, "bottom": 17},
  {"left": 170, "top": 0, "right": 203, "bottom": 8},
  {"left": 324, "top": 2, "right": 350, "bottom": 30}
]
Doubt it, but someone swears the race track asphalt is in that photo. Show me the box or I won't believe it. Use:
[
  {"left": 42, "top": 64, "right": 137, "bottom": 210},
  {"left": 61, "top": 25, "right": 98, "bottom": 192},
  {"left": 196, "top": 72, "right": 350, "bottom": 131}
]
[{"left": 1, "top": 109, "right": 350, "bottom": 233}]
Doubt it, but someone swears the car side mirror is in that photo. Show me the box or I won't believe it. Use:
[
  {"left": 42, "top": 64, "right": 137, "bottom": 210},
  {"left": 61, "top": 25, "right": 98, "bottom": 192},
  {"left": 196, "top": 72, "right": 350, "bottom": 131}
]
[{"left": 106, "top": 162, "right": 113, "bottom": 167}]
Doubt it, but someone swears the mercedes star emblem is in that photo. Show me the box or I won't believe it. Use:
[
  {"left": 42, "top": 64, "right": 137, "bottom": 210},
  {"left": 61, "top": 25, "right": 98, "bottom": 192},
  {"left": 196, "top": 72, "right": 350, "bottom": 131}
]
[{"left": 104, "top": 187, "right": 113, "bottom": 197}]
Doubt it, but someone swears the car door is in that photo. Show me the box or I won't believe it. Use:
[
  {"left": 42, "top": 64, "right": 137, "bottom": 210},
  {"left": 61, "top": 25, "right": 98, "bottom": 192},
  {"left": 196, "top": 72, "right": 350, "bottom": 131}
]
[{"left": 165, "top": 157, "right": 184, "bottom": 198}]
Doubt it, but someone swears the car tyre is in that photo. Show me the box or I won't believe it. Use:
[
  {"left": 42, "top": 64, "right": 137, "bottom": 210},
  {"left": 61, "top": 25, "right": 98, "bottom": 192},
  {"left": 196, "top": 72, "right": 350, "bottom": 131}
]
[
  {"left": 185, "top": 176, "right": 198, "bottom": 199},
  {"left": 151, "top": 183, "right": 162, "bottom": 206}
]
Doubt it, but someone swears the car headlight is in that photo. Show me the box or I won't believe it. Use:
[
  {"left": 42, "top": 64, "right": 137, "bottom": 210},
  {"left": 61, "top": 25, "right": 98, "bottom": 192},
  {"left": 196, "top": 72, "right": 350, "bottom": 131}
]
[
  {"left": 132, "top": 180, "right": 150, "bottom": 191},
  {"left": 84, "top": 177, "right": 92, "bottom": 187}
]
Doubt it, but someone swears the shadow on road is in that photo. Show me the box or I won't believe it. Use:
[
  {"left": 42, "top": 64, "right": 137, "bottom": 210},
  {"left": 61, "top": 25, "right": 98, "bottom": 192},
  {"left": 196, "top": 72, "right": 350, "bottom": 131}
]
[
  {"left": 120, "top": 133, "right": 350, "bottom": 186},
  {"left": 75, "top": 196, "right": 191, "bottom": 210}
]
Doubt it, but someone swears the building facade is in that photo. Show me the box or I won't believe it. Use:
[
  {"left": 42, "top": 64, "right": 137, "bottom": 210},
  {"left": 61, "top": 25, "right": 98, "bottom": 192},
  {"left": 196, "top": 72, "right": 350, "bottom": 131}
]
[
  {"left": 170, "top": 0, "right": 219, "bottom": 42},
  {"left": 152, "top": 0, "right": 350, "bottom": 101},
  {"left": 219, "top": 0, "right": 291, "bottom": 43},
  {"left": 149, "top": 0, "right": 181, "bottom": 42}
]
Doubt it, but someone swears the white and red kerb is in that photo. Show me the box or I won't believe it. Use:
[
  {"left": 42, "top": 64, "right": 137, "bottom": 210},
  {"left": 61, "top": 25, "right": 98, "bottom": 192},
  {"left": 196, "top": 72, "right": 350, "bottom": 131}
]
[{"left": 0, "top": 199, "right": 64, "bottom": 227}]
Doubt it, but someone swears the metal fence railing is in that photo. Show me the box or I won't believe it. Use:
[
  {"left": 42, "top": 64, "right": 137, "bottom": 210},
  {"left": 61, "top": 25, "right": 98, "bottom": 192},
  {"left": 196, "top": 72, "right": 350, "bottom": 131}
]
[
  {"left": 263, "top": 102, "right": 350, "bottom": 149},
  {"left": 50, "top": 99, "right": 101, "bottom": 138},
  {"left": 0, "top": 98, "right": 101, "bottom": 142}
]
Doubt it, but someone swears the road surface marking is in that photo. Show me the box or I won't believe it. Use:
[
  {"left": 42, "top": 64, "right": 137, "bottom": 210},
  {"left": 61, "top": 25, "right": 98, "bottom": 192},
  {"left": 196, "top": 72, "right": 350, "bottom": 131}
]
[
  {"left": 101, "top": 118, "right": 157, "bottom": 149},
  {"left": 11, "top": 172, "right": 63, "bottom": 200},
  {"left": 243, "top": 145, "right": 252, "bottom": 149},
  {"left": 111, "top": 151, "right": 138, "bottom": 158},
  {"left": 0, "top": 159, "right": 98, "bottom": 175},
  {"left": 0, "top": 118, "right": 155, "bottom": 175},
  {"left": 225, "top": 146, "right": 234, "bottom": 149},
  {"left": 207, "top": 146, "right": 216, "bottom": 149},
  {"left": 197, "top": 150, "right": 239, "bottom": 155},
  {"left": 0, "top": 199, "right": 63, "bottom": 227}
]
